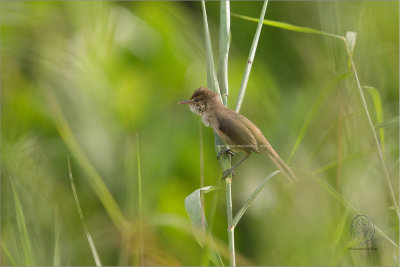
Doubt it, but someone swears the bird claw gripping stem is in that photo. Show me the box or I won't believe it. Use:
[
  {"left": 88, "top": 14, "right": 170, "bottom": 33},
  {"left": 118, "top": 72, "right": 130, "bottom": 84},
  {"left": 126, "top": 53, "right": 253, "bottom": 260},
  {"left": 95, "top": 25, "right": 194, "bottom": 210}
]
[
  {"left": 222, "top": 168, "right": 235, "bottom": 180},
  {"left": 217, "top": 148, "right": 235, "bottom": 160}
]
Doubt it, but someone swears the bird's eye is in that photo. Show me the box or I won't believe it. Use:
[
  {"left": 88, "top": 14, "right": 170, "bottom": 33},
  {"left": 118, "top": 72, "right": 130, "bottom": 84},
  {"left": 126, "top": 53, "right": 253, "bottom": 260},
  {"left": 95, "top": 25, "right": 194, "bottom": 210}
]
[{"left": 194, "top": 98, "right": 200, "bottom": 102}]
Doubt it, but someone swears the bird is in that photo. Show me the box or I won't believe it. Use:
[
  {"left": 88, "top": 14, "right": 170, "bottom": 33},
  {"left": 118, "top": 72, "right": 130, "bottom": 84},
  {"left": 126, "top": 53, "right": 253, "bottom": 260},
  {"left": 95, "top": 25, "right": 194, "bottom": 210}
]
[{"left": 179, "top": 87, "right": 296, "bottom": 182}]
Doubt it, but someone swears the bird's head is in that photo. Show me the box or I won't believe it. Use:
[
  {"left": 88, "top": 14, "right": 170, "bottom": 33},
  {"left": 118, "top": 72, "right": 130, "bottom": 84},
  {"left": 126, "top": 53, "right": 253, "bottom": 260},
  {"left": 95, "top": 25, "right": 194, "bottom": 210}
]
[{"left": 178, "top": 87, "right": 220, "bottom": 116}]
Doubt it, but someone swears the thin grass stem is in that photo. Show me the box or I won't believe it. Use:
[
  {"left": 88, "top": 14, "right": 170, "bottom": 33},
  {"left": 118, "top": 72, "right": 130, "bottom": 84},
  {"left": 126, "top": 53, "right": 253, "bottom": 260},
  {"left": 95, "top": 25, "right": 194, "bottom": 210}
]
[
  {"left": 1, "top": 241, "right": 17, "bottom": 266},
  {"left": 68, "top": 158, "right": 102, "bottom": 267},
  {"left": 200, "top": 2, "right": 232, "bottom": 265},
  {"left": 235, "top": 0, "right": 268, "bottom": 113},
  {"left": 343, "top": 39, "right": 400, "bottom": 219},
  {"left": 218, "top": 0, "right": 230, "bottom": 105},
  {"left": 136, "top": 133, "right": 144, "bottom": 265},
  {"left": 225, "top": 178, "right": 235, "bottom": 266}
]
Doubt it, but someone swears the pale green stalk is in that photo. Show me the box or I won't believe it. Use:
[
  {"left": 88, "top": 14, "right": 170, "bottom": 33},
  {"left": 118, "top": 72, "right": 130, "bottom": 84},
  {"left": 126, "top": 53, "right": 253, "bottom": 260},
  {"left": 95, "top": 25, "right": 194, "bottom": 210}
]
[
  {"left": 225, "top": 178, "right": 235, "bottom": 266},
  {"left": 229, "top": 171, "right": 280, "bottom": 231},
  {"left": 136, "top": 133, "right": 144, "bottom": 265},
  {"left": 200, "top": 2, "right": 231, "bottom": 265},
  {"left": 12, "top": 183, "right": 34, "bottom": 266},
  {"left": 235, "top": 0, "right": 269, "bottom": 113},
  {"left": 217, "top": 1, "right": 235, "bottom": 266},
  {"left": 343, "top": 39, "right": 400, "bottom": 219},
  {"left": 218, "top": 0, "right": 230, "bottom": 105},
  {"left": 1, "top": 242, "right": 17, "bottom": 266},
  {"left": 68, "top": 158, "right": 102, "bottom": 267}
]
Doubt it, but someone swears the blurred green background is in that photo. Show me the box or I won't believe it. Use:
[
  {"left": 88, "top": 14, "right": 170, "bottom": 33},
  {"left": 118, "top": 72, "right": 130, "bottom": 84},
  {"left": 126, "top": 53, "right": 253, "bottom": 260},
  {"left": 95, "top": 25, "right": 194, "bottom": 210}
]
[{"left": 1, "top": 1, "right": 398, "bottom": 266}]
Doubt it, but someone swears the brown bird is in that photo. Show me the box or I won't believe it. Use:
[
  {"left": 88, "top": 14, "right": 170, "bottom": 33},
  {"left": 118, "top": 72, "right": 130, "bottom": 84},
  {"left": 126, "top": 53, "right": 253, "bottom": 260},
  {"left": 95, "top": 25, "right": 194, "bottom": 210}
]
[{"left": 179, "top": 87, "right": 296, "bottom": 182}]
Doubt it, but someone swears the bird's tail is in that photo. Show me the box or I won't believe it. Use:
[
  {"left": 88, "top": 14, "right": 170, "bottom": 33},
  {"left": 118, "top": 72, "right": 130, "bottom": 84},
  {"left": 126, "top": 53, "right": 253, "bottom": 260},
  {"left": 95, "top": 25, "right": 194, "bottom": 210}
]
[{"left": 263, "top": 146, "right": 297, "bottom": 182}]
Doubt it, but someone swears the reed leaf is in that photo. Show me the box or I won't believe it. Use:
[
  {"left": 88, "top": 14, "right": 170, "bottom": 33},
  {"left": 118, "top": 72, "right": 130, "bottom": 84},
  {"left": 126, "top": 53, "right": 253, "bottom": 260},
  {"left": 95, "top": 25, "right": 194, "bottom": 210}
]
[
  {"left": 232, "top": 13, "right": 343, "bottom": 40},
  {"left": 363, "top": 86, "right": 385, "bottom": 154},
  {"left": 185, "top": 186, "right": 224, "bottom": 266},
  {"left": 68, "top": 158, "right": 102, "bottom": 267},
  {"left": 229, "top": 170, "right": 280, "bottom": 231},
  {"left": 235, "top": 0, "right": 269, "bottom": 113}
]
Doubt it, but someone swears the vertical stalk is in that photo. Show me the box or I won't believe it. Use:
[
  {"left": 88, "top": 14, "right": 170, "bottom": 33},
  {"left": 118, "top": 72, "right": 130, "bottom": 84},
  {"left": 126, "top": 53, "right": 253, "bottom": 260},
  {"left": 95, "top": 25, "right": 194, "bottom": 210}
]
[
  {"left": 235, "top": 0, "right": 269, "bottom": 113},
  {"left": 225, "top": 178, "right": 235, "bottom": 266},
  {"left": 218, "top": 0, "right": 230, "bottom": 106},
  {"left": 218, "top": 1, "right": 236, "bottom": 266},
  {"left": 136, "top": 134, "right": 144, "bottom": 265},
  {"left": 199, "top": 121, "right": 205, "bottom": 231}
]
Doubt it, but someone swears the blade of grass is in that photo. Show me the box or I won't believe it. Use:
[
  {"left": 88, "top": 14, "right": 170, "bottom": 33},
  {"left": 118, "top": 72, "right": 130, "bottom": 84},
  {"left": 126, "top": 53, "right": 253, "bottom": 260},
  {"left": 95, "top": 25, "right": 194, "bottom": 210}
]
[
  {"left": 218, "top": 0, "right": 230, "bottom": 105},
  {"left": 232, "top": 13, "right": 343, "bottom": 40},
  {"left": 42, "top": 85, "right": 128, "bottom": 231},
  {"left": 1, "top": 241, "right": 17, "bottom": 266},
  {"left": 235, "top": 0, "right": 268, "bottom": 113},
  {"left": 11, "top": 183, "right": 34, "bottom": 266},
  {"left": 53, "top": 211, "right": 61, "bottom": 266},
  {"left": 136, "top": 133, "right": 144, "bottom": 265},
  {"left": 68, "top": 158, "right": 102, "bottom": 267},
  {"left": 185, "top": 186, "right": 224, "bottom": 266},
  {"left": 229, "top": 170, "right": 280, "bottom": 231},
  {"left": 198, "top": 121, "right": 209, "bottom": 266},
  {"left": 363, "top": 86, "right": 385, "bottom": 155}
]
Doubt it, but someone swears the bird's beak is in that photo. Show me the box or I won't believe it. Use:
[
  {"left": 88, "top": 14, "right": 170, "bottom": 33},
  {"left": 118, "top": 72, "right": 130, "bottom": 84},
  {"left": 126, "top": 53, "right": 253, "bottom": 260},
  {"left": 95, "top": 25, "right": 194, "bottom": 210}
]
[{"left": 178, "top": 100, "right": 191, "bottom": 104}]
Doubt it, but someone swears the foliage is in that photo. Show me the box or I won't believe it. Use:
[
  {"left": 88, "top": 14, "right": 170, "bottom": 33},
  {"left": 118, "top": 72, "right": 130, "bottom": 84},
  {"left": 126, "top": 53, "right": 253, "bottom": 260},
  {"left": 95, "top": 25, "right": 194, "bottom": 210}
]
[{"left": 1, "top": 1, "right": 398, "bottom": 266}]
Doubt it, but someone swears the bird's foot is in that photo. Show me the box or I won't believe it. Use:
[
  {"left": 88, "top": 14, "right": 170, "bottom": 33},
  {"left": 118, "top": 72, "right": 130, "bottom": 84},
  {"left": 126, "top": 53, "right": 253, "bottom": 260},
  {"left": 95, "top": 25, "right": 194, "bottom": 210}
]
[
  {"left": 221, "top": 168, "right": 235, "bottom": 180},
  {"left": 217, "top": 148, "right": 235, "bottom": 160}
]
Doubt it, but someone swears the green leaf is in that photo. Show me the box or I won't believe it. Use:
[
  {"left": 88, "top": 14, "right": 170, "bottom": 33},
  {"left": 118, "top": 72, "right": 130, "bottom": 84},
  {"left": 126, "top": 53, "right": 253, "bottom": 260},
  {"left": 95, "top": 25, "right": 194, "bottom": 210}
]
[
  {"left": 229, "top": 170, "right": 280, "bottom": 231},
  {"left": 363, "top": 86, "right": 385, "bottom": 154},
  {"left": 53, "top": 212, "right": 62, "bottom": 266},
  {"left": 218, "top": 0, "right": 230, "bottom": 105},
  {"left": 232, "top": 13, "right": 343, "bottom": 40},
  {"left": 68, "top": 159, "right": 102, "bottom": 267},
  {"left": 12, "top": 183, "right": 34, "bottom": 266},
  {"left": 1, "top": 241, "right": 17, "bottom": 266},
  {"left": 235, "top": 0, "right": 269, "bottom": 113},
  {"left": 185, "top": 186, "right": 224, "bottom": 266}
]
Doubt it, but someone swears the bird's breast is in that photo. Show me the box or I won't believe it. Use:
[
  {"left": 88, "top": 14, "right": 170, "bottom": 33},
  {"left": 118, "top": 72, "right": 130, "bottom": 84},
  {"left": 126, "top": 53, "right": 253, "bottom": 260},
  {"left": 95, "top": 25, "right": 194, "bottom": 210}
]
[{"left": 201, "top": 113, "right": 210, "bottom": 127}]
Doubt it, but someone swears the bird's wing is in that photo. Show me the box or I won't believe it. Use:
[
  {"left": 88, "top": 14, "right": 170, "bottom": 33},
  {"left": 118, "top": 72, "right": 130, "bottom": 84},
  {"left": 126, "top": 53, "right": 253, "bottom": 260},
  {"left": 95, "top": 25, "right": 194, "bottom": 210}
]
[{"left": 215, "top": 110, "right": 258, "bottom": 153}]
